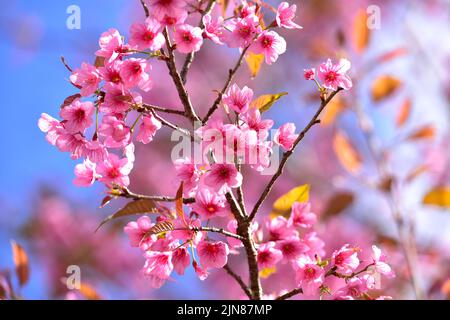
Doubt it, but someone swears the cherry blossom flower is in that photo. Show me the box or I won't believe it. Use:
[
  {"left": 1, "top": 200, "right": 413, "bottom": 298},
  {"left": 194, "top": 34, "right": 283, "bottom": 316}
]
[
  {"left": 222, "top": 84, "right": 253, "bottom": 114},
  {"left": 124, "top": 216, "right": 156, "bottom": 251},
  {"left": 98, "top": 115, "right": 131, "bottom": 148},
  {"left": 193, "top": 260, "right": 209, "bottom": 280},
  {"left": 97, "top": 153, "right": 133, "bottom": 187},
  {"left": 136, "top": 114, "right": 161, "bottom": 144},
  {"left": 197, "top": 240, "right": 229, "bottom": 269},
  {"left": 129, "top": 18, "right": 165, "bottom": 51},
  {"left": 370, "top": 245, "right": 395, "bottom": 277},
  {"left": 288, "top": 202, "right": 317, "bottom": 228},
  {"left": 293, "top": 256, "right": 324, "bottom": 295},
  {"left": 257, "top": 241, "right": 283, "bottom": 269},
  {"left": 38, "top": 113, "right": 64, "bottom": 145},
  {"left": 203, "top": 14, "right": 224, "bottom": 45},
  {"left": 226, "top": 220, "right": 243, "bottom": 248},
  {"left": 99, "top": 60, "right": 123, "bottom": 85},
  {"left": 239, "top": 0, "right": 257, "bottom": 19},
  {"left": 82, "top": 140, "right": 108, "bottom": 163},
  {"left": 73, "top": 160, "right": 96, "bottom": 187},
  {"left": 192, "top": 189, "right": 229, "bottom": 219},
  {"left": 303, "top": 68, "right": 315, "bottom": 80},
  {"left": 96, "top": 28, "right": 131, "bottom": 63},
  {"left": 172, "top": 247, "right": 191, "bottom": 275},
  {"left": 303, "top": 232, "right": 325, "bottom": 258},
  {"left": 332, "top": 244, "right": 360, "bottom": 275},
  {"left": 334, "top": 275, "right": 375, "bottom": 300},
  {"left": 146, "top": 0, "right": 186, "bottom": 22},
  {"left": 274, "top": 123, "right": 298, "bottom": 151},
  {"left": 119, "top": 58, "right": 152, "bottom": 91},
  {"left": 100, "top": 83, "right": 142, "bottom": 114},
  {"left": 55, "top": 131, "right": 87, "bottom": 159},
  {"left": 60, "top": 99, "right": 94, "bottom": 133},
  {"left": 276, "top": 2, "right": 302, "bottom": 29},
  {"left": 224, "top": 15, "right": 261, "bottom": 48},
  {"left": 275, "top": 236, "right": 308, "bottom": 261},
  {"left": 318, "top": 58, "right": 353, "bottom": 91},
  {"left": 69, "top": 63, "right": 101, "bottom": 96},
  {"left": 173, "top": 24, "right": 203, "bottom": 53},
  {"left": 159, "top": 9, "right": 188, "bottom": 27},
  {"left": 266, "top": 216, "right": 297, "bottom": 241},
  {"left": 240, "top": 108, "right": 274, "bottom": 140},
  {"left": 251, "top": 30, "right": 287, "bottom": 65},
  {"left": 204, "top": 163, "right": 243, "bottom": 194},
  {"left": 142, "top": 251, "right": 173, "bottom": 288},
  {"left": 174, "top": 157, "right": 201, "bottom": 194}
]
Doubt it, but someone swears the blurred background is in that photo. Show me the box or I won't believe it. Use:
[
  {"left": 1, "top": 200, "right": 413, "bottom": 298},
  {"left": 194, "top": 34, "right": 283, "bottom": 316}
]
[{"left": 0, "top": 0, "right": 449, "bottom": 299}]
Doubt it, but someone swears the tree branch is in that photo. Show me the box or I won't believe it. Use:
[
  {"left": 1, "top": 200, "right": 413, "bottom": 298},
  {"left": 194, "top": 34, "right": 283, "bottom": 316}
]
[
  {"left": 140, "top": 103, "right": 186, "bottom": 116},
  {"left": 275, "top": 288, "right": 303, "bottom": 300},
  {"left": 191, "top": 227, "right": 244, "bottom": 240},
  {"left": 223, "top": 264, "right": 252, "bottom": 299},
  {"left": 248, "top": 88, "right": 343, "bottom": 221},
  {"left": 118, "top": 188, "right": 195, "bottom": 204}
]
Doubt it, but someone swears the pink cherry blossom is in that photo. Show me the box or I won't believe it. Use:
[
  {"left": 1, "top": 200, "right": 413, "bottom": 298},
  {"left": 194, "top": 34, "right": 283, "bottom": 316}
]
[
  {"left": 303, "top": 68, "right": 315, "bottom": 80},
  {"left": 334, "top": 275, "right": 375, "bottom": 300},
  {"left": 142, "top": 251, "right": 173, "bottom": 288},
  {"left": 241, "top": 108, "right": 274, "bottom": 140},
  {"left": 136, "top": 114, "right": 161, "bottom": 144},
  {"left": 97, "top": 153, "right": 133, "bottom": 187},
  {"left": 173, "top": 24, "right": 203, "bottom": 53},
  {"left": 293, "top": 256, "right": 324, "bottom": 295},
  {"left": 276, "top": 236, "right": 308, "bottom": 261},
  {"left": 318, "top": 58, "right": 353, "bottom": 91},
  {"left": 55, "top": 131, "right": 87, "bottom": 159},
  {"left": 100, "top": 83, "right": 142, "bottom": 114},
  {"left": 172, "top": 247, "right": 190, "bottom": 275},
  {"left": 257, "top": 241, "right": 283, "bottom": 269},
  {"left": 239, "top": 0, "right": 257, "bottom": 18},
  {"left": 193, "top": 260, "right": 209, "bottom": 280},
  {"left": 82, "top": 140, "right": 108, "bottom": 163},
  {"left": 303, "top": 231, "right": 326, "bottom": 258},
  {"left": 98, "top": 115, "right": 131, "bottom": 148},
  {"left": 203, "top": 14, "right": 224, "bottom": 45},
  {"left": 124, "top": 216, "right": 155, "bottom": 251},
  {"left": 192, "top": 189, "right": 229, "bottom": 219},
  {"left": 60, "top": 99, "right": 94, "bottom": 133},
  {"left": 146, "top": 0, "right": 186, "bottom": 21},
  {"left": 224, "top": 16, "right": 261, "bottom": 48},
  {"left": 288, "top": 201, "right": 317, "bottom": 228},
  {"left": 38, "top": 113, "right": 64, "bottom": 145},
  {"left": 204, "top": 163, "right": 243, "bottom": 194},
  {"left": 226, "top": 219, "right": 243, "bottom": 248},
  {"left": 276, "top": 2, "right": 302, "bottom": 29},
  {"left": 251, "top": 30, "right": 287, "bottom": 65},
  {"left": 174, "top": 157, "right": 201, "bottom": 194},
  {"left": 266, "top": 216, "right": 297, "bottom": 241},
  {"left": 197, "top": 240, "right": 229, "bottom": 269},
  {"left": 274, "top": 122, "right": 298, "bottom": 151},
  {"left": 73, "top": 160, "right": 96, "bottom": 187},
  {"left": 119, "top": 58, "right": 152, "bottom": 91},
  {"left": 129, "top": 18, "right": 165, "bottom": 51},
  {"left": 158, "top": 8, "right": 188, "bottom": 27},
  {"left": 69, "top": 63, "right": 101, "bottom": 96},
  {"left": 332, "top": 244, "right": 360, "bottom": 275},
  {"left": 172, "top": 217, "right": 202, "bottom": 244},
  {"left": 99, "top": 60, "right": 123, "bottom": 85},
  {"left": 222, "top": 83, "right": 253, "bottom": 114},
  {"left": 96, "top": 28, "right": 131, "bottom": 63},
  {"left": 371, "top": 245, "right": 395, "bottom": 277}
]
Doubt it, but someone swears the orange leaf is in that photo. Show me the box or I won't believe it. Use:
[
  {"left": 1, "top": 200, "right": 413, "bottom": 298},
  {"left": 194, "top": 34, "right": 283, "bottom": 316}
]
[
  {"left": 371, "top": 75, "right": 402, "bottom": 102},
  {"left": 396, "top": 99, "right": 411, "bottom": 128},
  {"left": 10, "top": 240, "right": 29, "bottom": 287},
  {"left": 176, "top": 182, "right": 187, "bottom": 225},
  {"left": 79, "top": 282, "right": 102, "bottom": 300},
  {"left": 352, "top": 10, "right": 370, "bottom": 53},
  {"left": 377, "top": 47, "right": 408, "bottom": 64},
  {"left": 407, "top": 124, "right": 436, "bottom": 141},
  {"left": 423, "top": 186, "right": 450, "bottom": 209},
  {"left": 333, "top": 131, "right": 362, "bottom": 174}
]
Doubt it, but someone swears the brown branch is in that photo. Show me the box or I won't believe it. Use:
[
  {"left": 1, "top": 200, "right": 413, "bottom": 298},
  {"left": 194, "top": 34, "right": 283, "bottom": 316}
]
[
  {"left": 223, "top": 264, "right": 252, "bottom": 299},
  {"left": 180, "top": 0, "right": 216, "bottom": 84},
  {"left": 140, "top": 104, "right": 186, "bottom": 116},
  {"left": 275, "top": 288, "right": 303, "bottom": 300},
  {"left": 139, "top": 0, "right": 150, "bottom": 17},
  {"left": 248, "top": 88, "right": 343, "bottom": 221},
  {"left": 118, "top": 188, "right": 195, "bottom": 204},
  {"left": 191, "top": 227, "right": 244, "bottom": 240}
]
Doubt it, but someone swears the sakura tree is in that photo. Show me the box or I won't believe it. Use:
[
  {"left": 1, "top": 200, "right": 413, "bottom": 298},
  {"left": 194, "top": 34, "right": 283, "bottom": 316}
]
[{"left": 38, "top": 0, "right": 394, "bottom": 300}]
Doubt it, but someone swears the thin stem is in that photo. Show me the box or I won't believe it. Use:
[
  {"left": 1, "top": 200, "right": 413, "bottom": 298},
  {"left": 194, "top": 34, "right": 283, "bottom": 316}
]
[
  {"left": 275, "top": 288, "right": 303, "bottom": 300},
  {"left": 190, "top": 227, "right": 244, "bottom": 240},
  {"left": 140, "top": 103, "right": 185, "bottom": 116},
  {"left": 249, "top": 89, "right": 343, "bottom": 221},
  {"left": 130, "top": 113, "right": 143, "bottom": 132},
  {"left": 223, "top": 264, "right": 252, "bottom": 299},
  {"left": 118, "top": 188, "right": 195, "bottom": 204}
]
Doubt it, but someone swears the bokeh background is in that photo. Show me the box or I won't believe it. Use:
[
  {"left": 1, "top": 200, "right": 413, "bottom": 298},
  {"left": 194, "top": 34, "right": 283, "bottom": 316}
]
[{"left": 1, "top": 0, "right": 449, "bottom": 299}]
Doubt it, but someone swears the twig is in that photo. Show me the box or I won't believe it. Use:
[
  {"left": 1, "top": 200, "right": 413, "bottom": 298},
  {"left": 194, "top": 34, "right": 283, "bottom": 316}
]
[
  {"left": 275, "top": 288, "right": 303, "bottom": 300},
  {"left": 139, "top": 0, "right": 150, "bottom": 17},
  {"left": 223, "top": 264, "right": 252, "bottom": 299},
  {"left": 248, "top": 89, "right": 343, "bottom": 221},
  {"left": 191, "top": 227, "right": 244, "bottom": 240},
  {"left": 118, "top": 188, "right": 195, "bottom": 204},
  {"left": 140, "top": 104, "right": 186, "bottom": 116}
]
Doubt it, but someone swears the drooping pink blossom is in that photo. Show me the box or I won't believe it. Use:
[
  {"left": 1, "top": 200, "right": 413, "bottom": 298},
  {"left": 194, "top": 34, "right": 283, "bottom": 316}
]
[
  {"left": 192, "top": 189, "right": 229, "bottom": 219},
  {"left": 293, "top": 256, "right": 324, "bottom": 295},
  {"left": 73, "top": 160, "right": 96, "bottom": 187},
  {"left": 98, "top": 115, "right": 131, "bottom": 148},
  {"left": 204, "top": 163, "right": 243, "bottom": 194},
  {"left": 317, "top": 58, "right": 353, "bottom": 91},
  {"left": 38, "top": 113, "right": 64, "bottom": 145},
  {"left": 257, "top": 241, "right": 283, "bottom": 269},
  {"left": 142, "top": 251, "right": 173, "bottom": 288},
  {"left": 119, "top": 58, "right": 152, "bottom": 91},
  {"left": 129, "top": 18, "right": 165, "bottom": 51},
  {"left": 69, "top": 63, "right": 101, "bottom": 96},
  {"left": 197, "top": 240, "right": 229, "bottom": 269},
  {"left": 224, "top": 15, "right": 261, "bottom": 48},
  {"left": 97, "top": 153, "right": 133, "bottom": 187},
  {"left": 222, "top": 83, "right": 253, "bottom": 114},
  {"left": 251, "top": 30, "right": 287, "bottom": 65},
  {"left": 95, "top": 28, "right": 131, "bottom": 63},
  {"left": 288, "top": 201, "right": 317, "bottom": 228},
  {"left": 136, "top": 114, "right": 161, "bottom": 144},
  {"left": 202, "top": 14, "right": 224, "bottom": 45},
  {"left": 274, "top": 122, "right": 298, "bottom": 151},
  {"left": 193, "top": 260, "right": 209, "bottom": 280},
  {"left": 60, "top": 99, "right": 94, "bottom": 133},
  {"left": 276, "top": 2, "right": 302, "bottom": 29},
  {"left": 276, "top": 236, "right": 308, "bottom": 261},
  {"left": 172, "top": 247, "right": 191, "bottom": 275},
  {"left": 332, "top": 244, "right": 360, "bottom": 275},
  {"left": 173, "top": 24, "right": 203, "bottom": 53}
]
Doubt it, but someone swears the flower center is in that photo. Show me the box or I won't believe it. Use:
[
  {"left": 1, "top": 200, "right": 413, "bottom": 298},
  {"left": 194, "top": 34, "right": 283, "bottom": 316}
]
[
  {"left": 325, "top": 71, "right": 338, "bottom": 82},
  {"left": 108, "top": 167, "right": 120, "bottom": 179},
  {"left": 75, "top": 109, "right": 86, "bottom": 122},
  {"left": 305, "top": 267, "right": 316, "bottom": 279},
  {"left": 183, "top": 32, "right": 193, "bottom": 43},
  {"left": 239, "top": 26, "right": 251, "bottom": 37},
  {"left": 262, "top": 36, "right": 272, "bottom": 48},
  {"left": 144, "top": 31, "right": 155, "bottom": 41}
]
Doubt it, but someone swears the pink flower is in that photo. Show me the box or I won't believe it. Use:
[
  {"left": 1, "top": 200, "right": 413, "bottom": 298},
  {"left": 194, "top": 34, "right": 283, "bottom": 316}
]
[
  {"left": 38, "top": 113, "right": 64, "bottom": 145},
  {"left": 197, "top": 240, "right": 229, "bottom": 269},
  {"left": 222, "top": 84, "right": 253, "bottom": 114},
  {"left": 204, "top": 163, "right": 243, "bottom": 194},
  {"left": 174, "top": 157, "right": 201, "bottom": 194},
  {"left": 73, "top": 160, "right": 96, "bottom": 187},
  {"left": 158, "top": 8, "right": 188, "bottom": 27},
  {"left": 203, "top": 14, "right": 224, "bottom": 45},
  {"left": 226, "top": 219, "right": 243, "bottom": 248},
  {"left": 146, "top": 0, "right": 186, "bottom": 21},
  {"left": 82, "top": 140, "right": 108, "bottom": 163},
  {"left": 172, "top": 217, "right": 202, "bottom": 244},
  {"left": 274, "top": 123, "right": 298, "bottom": 151},
  {"left": 97, "top": 153, "right": 133, "bottom": 187},
  {"left": 293, "top": 256, "right": 324, "bottom": 295},
  {"left": 55, "top": 132, "right": 87, "bottom": 159},
  {"left": 192, "top": 189, "right": 229, "bottom": 219},
  {"left": 224, "top": 16, "right": 261, "bottom": 48},
  {"left": 334, "top": 275, "right": 374, "bottom": 300},
  {"left": 371, "top": 245, "right": 395, "bottom": 277},
  {"left": 100, "top": 83, "right": 142, "bottom": 114},
  {"left": 96, "top": 28, "right": 130, "bottom": 63},
  {"left": 129, "top": 18, "right": 165, "bottom": 51},
  {"left": 143, "top": 251, "right": 173, "bottom": 288},
  {"left": 276, "top": 236, "right": 308, "bottom": 261},
  {"left": 332, "top": 244, "right": 360, "bottom": 275},
  {"left": 288, "top": 202, "right": 317, "bottom": 228},
  {"left": 251, "top": 30, "right": 286, "bottom": 65},
  {"left": 173, "top": 24, "right": 203, "bottom": 53},
  {"left": 124, "top": 216, "right": 155, "bottom": 250},
  {"left": 318, "top": 58, "right": 353, "bottom": 91},
  {"left": 136, "top": 114, "right": 161, "bottom": 144},
  {"left": 99, "top": 60, "right": 123, "bottom": 85},
  {"left": 172, "top": 247, "right": 190, "bottom": 275},
  {"left": 257, "top": 241, "right": 282, "bottom": 269},
  {"left": 60, "top": 99, "right": 94, "bottom": 133},
  {"left": 303, "top": 232, "right": 325, "bottom": 258},
  {"left": 266, "top": 216, "right": 297, "bottom": 241},
  {"left": 193, "top": 260, "right": 209, "bottom": 280},
  {"left": 119, "top": 58, "right": 152, "bottom": 91},
  {"left": 69, "top": 63, "right": 101, "bottom": 96},
  {"left": 98, "top": 115, "right": 131, "bottom": 148},
  {"left": 303, "top": 68, "right": 315, "bottom": 80},
  {"left": 241, "top": 108, "right": 273, "bottom": 140},
  {"left": 239, "top": 0, "right": 257, "bottom": 18},
  {"left": 276, "top": 2, "right": 302, "bottom": 29}
]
